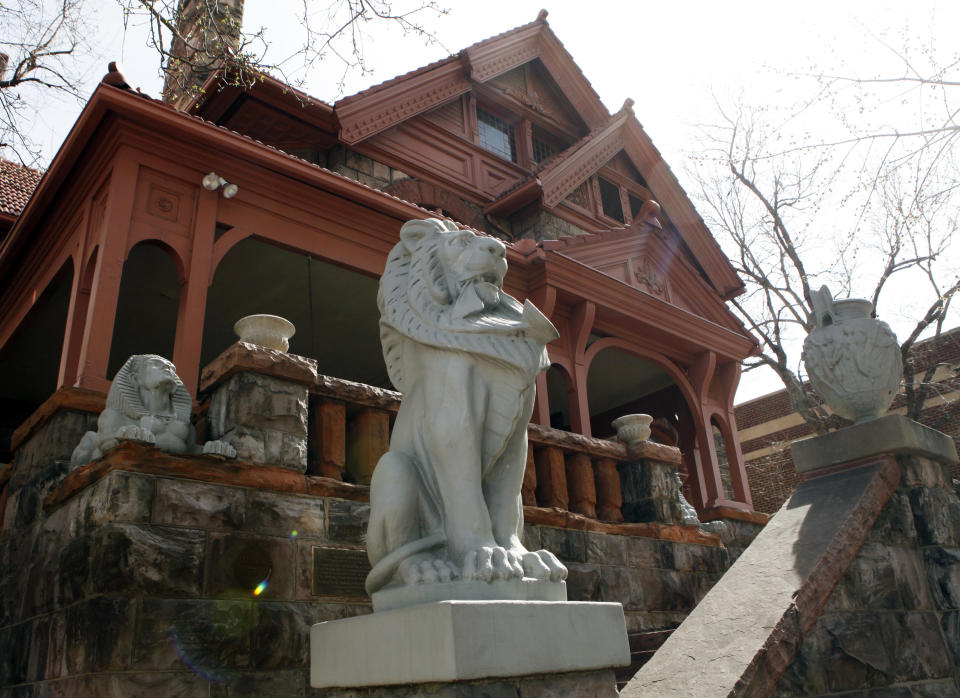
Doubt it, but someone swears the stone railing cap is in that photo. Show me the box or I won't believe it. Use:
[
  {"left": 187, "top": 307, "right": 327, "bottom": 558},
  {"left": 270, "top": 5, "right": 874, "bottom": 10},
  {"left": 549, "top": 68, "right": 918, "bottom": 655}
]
[
  {"left": 791, "top": 413, "right": 959, "bottom": 473},
  {"left": 199, "top": 342, "right": 319, "bottom": 394}
]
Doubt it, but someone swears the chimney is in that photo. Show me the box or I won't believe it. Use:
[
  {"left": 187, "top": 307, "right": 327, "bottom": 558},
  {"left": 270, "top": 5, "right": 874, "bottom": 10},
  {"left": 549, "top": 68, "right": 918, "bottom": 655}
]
[{"left": 162, "top": 0, "right": 245, "bottom": 110}]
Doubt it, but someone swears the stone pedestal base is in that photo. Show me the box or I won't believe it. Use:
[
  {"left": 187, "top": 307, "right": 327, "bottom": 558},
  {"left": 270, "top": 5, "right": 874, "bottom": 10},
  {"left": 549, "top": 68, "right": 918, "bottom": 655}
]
[
  {"left": 372, "top": 577, "right": 566, "bottom": 612},
  {"left": 310, "top": 600, "right": 630, "bottom": 689}
]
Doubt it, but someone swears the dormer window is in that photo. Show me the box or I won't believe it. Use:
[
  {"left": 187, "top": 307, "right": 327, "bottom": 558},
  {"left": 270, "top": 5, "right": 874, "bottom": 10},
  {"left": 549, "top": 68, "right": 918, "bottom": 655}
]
[
  {"left": 532, "top": 132, "right": 559, "bottom": 164},
  {"left": 477, "top": 109, "right": 517, "bottom": 162},
  {"left": 598, "top": 177, "right": 625, "bottom": 223}
]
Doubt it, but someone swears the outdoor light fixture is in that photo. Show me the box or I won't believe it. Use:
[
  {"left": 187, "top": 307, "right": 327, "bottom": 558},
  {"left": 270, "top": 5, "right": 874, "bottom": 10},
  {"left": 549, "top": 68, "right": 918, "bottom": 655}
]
[{"left": 201, "top": 172, "right": 239, "bottom": 198}]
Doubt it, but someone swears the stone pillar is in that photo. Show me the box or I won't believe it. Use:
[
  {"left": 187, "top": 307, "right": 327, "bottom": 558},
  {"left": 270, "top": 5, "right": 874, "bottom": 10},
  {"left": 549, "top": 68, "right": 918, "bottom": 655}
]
[
  {"left": 200, "top": 342, "right": 317, "bottom": 472},
  {"left": 617, "top": 441, "right": 684, "bottom": 525}
]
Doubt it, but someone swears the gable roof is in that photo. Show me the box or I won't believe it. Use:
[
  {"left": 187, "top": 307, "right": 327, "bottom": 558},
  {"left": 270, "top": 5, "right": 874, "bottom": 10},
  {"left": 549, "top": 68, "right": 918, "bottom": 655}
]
[
  {"left": 334, "top": 10, "right": 608, "bottom": 145},
  {"left": 484, "top": 101, "right": 745, "bottom": 300},
  {"left": 185, "top": 12, "right": 745, "bottom": 301}
]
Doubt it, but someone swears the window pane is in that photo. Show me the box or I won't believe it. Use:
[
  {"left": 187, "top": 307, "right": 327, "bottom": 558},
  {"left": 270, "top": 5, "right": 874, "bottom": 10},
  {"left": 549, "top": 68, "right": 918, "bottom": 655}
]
[
  {"left": 477, "top": 109, "right": 517, "bottom": 162},
  {"left": 532, "top": 135, "right": 558, "bottom": 164},
  {"left": 628, "top": 193, "right": 646, "bottom": 220},
  {"left": 598, "top": 178, "right": 624, "bottom": 222}
]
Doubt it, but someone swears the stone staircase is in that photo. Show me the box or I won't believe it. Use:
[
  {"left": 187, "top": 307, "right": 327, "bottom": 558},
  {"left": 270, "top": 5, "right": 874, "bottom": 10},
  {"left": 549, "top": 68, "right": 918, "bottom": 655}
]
[{"left": 615, "top": 629, "right": 675, "bottom": 691}]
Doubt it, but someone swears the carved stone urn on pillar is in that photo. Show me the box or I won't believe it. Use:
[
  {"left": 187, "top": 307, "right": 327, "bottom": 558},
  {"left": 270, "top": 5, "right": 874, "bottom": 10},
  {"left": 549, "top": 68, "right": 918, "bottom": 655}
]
[
  {"left": 233, "top": 314, "right": 296, "bottom": 352},
  {"left": 802, "top": 286, "right": 902, "bottom": 423}
]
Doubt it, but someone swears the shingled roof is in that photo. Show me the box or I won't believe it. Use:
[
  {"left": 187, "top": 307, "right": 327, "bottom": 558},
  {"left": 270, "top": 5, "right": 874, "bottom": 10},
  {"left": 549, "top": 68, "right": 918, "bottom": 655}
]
[{"left": 0, "top": 158, "right": 43, "bottom": 219}]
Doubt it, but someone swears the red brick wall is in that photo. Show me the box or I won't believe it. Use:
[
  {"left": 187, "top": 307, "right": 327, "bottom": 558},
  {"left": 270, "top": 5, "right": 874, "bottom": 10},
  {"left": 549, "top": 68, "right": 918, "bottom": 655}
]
[{"left": 737, "top": 328, "right": 960, "bottom": 513}]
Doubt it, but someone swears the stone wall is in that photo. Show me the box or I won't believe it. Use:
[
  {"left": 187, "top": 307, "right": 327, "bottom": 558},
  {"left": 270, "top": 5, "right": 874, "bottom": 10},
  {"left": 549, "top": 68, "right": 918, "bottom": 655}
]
[
  {"left": 512, "top": 208, "right": 589, "bottom": 241},
  {"left": 775, "top": 454, "right": 960, "bottom": 695},
  {"left": 325, "top": 147, "right": 411, "bottom": 192},
  {"left": 0, "top": 407, "right": 759, "bottom": 695}
]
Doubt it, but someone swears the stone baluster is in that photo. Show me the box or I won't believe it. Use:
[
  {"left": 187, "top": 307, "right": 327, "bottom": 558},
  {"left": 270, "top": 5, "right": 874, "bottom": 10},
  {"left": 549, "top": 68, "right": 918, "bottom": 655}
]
[
  {"left": 533, "top": 446, "right": 569, "bottom": 510},
  {"left": 593, "top": 457, "right": 624, "bottom": 522},
  {"left": 564, "top": 451, "right": 597, "bottom": 518},
  {"left": 309, "top": 398, "right": 346, "bottom": 479},
  {"left": 345, "top": 407, "right": 391, "bottom": 485},
  {"left": 521, "top": 443, "right": 537, "bottom": 506}
]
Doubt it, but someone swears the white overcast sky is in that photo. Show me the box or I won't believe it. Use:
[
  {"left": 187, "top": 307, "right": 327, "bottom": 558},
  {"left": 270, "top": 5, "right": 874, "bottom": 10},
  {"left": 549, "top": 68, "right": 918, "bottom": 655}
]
[{"left": 24, "top": 0, "right": 960, "bottom": 402}]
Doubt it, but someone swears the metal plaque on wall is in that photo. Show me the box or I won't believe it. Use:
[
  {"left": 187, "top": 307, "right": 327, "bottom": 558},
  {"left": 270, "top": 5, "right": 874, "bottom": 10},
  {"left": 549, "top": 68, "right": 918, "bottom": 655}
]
[{"left": 312, "top": 546, "right": 371, "bottom": 598}]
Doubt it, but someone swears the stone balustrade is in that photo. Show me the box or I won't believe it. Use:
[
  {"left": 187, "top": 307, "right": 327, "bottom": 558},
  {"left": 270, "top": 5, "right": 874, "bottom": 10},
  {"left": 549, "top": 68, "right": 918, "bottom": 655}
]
[
  {"left": 302, "top": 364, "right": 684, "bottom": 527},
  {"left": 195, "top": 342, "right": 688, "bottom": 526}
]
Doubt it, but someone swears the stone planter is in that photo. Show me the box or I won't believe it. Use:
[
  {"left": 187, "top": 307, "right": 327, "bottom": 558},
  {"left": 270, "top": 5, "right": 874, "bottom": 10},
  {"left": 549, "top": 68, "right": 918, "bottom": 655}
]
[
  {"left": 611, "top": 414, "right": 653, "bottom": 444},
  {"left": 802, "top": 286, "right": 902, "bottom": 423},
  {"left": 233, "top": 314, "right": 296, "bottom": 352}
]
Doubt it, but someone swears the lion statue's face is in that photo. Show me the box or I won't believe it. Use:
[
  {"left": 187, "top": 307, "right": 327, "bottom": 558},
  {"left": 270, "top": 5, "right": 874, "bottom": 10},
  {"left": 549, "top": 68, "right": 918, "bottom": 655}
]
[
  {"left": 437, "top": 227, "right": 508, "bottom": 312},
  {"left": 379, "top": 219, "right": 557, "bottom": 393}
]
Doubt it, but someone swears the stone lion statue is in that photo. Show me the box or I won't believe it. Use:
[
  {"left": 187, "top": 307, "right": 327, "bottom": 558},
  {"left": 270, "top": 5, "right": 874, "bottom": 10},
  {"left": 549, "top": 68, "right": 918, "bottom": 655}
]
[
  {"left": 366, "top": 219, "right": 567, "bottom": 600},
  {"left": 70, "top": 354, "right": 236, "bottom": 467}
]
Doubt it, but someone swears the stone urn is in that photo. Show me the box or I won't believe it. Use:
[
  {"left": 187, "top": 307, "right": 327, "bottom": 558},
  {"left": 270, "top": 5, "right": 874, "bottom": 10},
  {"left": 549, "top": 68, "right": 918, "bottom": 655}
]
[
  {"left": 802, "top": 286, "right": 902, "bottom": 423},
  {"left": 233, "top": 314, "right": 296, "bottom": 352},
  {"left": 612, "top": 414, "right": 653, "bottom": 444}
]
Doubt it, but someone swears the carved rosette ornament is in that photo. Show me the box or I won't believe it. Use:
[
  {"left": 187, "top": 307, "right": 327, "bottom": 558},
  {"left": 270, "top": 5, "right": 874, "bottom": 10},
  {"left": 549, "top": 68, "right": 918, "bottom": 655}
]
[{"left": 802, "top": 286, "right": 902, "bottom": 423}]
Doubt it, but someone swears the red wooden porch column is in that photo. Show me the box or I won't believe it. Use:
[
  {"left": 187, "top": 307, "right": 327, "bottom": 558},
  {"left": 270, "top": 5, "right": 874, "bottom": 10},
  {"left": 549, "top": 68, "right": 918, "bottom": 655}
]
[
  {"left": 172, "top": 187, "right": 218, "bottom": 397},
  {"left": 74, "top": 159, "right": 139, "bottom": 394},
  {"left": 696, "top": 415, "right": 723, "bottom": 508}
]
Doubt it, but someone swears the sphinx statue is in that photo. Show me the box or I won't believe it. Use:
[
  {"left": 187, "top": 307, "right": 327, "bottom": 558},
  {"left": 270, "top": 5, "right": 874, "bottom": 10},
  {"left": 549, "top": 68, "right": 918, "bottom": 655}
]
[
  {"left": 70, "top": 354, "right": 236, "bottom": 467},
  {"left": 365, "top": 219, "right": 567, "bottom": 605}
]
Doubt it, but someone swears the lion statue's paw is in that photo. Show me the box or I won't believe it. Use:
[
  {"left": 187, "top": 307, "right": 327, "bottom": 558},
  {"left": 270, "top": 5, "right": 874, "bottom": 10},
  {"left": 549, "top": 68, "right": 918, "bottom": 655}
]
[
  {"left": 399, "top": 555, "right": 459, "bottom": 585},
  {"left": 461, "top": 546, "right": 525, "bottom": 582},
  {"left": 115, "top": 425, "right": 157, "bottom": 444},
  {"left": 520, "top": 549, "right": 568, "bottom": 582},
  {"left": 202, "top": 439, "right": 237, "bottom": 458}
]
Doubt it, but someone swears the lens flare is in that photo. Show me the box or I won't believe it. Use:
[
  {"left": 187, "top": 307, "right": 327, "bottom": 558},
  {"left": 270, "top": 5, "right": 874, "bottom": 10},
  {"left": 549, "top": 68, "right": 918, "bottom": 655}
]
[
  {"left": 253, "top": 579, "right": 268, "bottom": 597},
  {"left": 289, "top": 530, "right": 298, "bottom": 539}
]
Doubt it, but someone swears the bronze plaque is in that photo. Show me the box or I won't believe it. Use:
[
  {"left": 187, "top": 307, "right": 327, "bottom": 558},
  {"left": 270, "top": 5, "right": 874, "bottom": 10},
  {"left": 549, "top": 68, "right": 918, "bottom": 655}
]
[{"left": 312, "top": 546, "right": 371, "bottom": 598}]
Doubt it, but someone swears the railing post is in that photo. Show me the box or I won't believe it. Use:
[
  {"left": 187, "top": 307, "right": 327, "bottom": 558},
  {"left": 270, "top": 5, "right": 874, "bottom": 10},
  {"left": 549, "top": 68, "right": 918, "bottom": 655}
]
[
  {"left": 564, "top": 452, "right": 597, "bottom": 518},
  {"left": 309, "top": 398, "right": 346, "bottom": 480},
  {"left": 594, "top": 457, "right": 624, "bottom": 522},
  {"left": 345, "top": 408, "right": 390, "bottom": 485},
  {"left": 521, "top": 443, "right": 538, "bottom": 506},
  {"left": 534, "top": 446, "right": 569, "bottom": 510}
]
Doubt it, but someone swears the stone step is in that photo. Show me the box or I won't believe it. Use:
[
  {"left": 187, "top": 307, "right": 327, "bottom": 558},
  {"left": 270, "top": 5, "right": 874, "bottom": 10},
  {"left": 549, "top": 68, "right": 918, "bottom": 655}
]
[{"left": 615, "top": 629, "right": 675, "bottom": 690}]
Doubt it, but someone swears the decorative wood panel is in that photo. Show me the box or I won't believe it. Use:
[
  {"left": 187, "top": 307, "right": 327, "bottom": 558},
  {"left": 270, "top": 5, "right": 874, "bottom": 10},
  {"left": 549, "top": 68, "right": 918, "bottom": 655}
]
[
  {"left": 421, "top": 97, "right": 468, "bottom": 138},
  {"left": 133, "top": 167, "right": 197, "bottom": 238}
]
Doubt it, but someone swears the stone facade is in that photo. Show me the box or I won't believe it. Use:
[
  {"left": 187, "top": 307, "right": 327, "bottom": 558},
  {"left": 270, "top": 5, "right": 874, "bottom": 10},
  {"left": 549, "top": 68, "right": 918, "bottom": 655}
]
[
  {"left": 513, "top": 208, "right": 590, "bottom": 241},
  {"left": 0, "top": 347, "right": 767, "bottom": 695},
  {"left": 776, "top": 454, "right": 960, "bottom": 695},
  {"left": 737, "top": 327, "right": 960, "bottom": 513},
  {"left": 0, "top": 397, "right": 760, "bottom": 695},
  {"left": 326, "top": 147, "right": 411, "bottom": 192}
]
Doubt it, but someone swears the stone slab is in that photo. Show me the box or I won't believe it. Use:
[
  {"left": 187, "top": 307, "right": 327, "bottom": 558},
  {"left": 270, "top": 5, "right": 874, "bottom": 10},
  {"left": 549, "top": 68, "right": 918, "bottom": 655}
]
[
  {"left": 310, "top": 600, "right": 630, "bottom": 689},
  {"left": 791, "top": 414, "right": 959, "bottom": 472},
  {"left": 371, "top": 578, "right": 566, "bottom": 612},
  {"left": 622, "top": 458, "right": 900, "bottom": 697}
]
